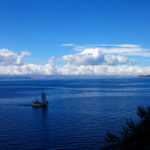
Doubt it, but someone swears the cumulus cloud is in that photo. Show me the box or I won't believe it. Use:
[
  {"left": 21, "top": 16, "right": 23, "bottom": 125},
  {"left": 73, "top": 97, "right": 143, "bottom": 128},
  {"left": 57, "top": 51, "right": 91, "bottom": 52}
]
[
  {"left": 62, "top": 48, "right": 130, "bottom": 65},
  {"left": 0, "top": 49, "right": 31, "bottom": 66}
]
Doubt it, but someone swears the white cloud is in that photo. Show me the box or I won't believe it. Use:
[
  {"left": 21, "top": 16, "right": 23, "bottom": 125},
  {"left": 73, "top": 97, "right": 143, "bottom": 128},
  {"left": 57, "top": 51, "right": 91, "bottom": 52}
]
[
  {"left": 61, "top": 43, "right": 75, "bottom": 47},
  {"left": 61, "top": 43, "right": 148, "bottom": 57},
  {"left": 61, "top": 43, "right": 141, "bottom": 51},
  {"left": 0, "top": 63, "right": 149, "bottom": 76},
  {"left": 16, "top": 51, "right": 31, "bottom": 65},
  {"left": 104, "top": 55, "right": 130, "bottom": 65},
  {"left": 0, "top": 45, "right": 150, "bottom": 76},
  {"left": 62, "top": 48, "right": 130, "bottom": 65},
  {"left": 56, "top": 64, "right": 150, "bottom": 75},
  {"left": 115, "top": 44, "right": 139, "bottom": 48},
  {"left": 80, "top": 47, "right": 146, "bottom": 56},
  {"left": 0, "top": 49, "right": 31, "bottom": 66}
]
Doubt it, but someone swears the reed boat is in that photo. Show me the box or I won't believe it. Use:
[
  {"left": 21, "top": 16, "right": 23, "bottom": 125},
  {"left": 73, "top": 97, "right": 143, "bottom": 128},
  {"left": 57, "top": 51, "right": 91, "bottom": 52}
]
[{"left": 32, "top": 91, "right": 48, "bottom": 107}]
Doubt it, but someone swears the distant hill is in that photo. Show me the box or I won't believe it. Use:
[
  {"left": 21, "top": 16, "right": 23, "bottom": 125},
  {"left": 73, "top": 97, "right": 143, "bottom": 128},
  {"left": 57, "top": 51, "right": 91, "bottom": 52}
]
[
  {"left": 0, "top": 74, "right": 135, "bottom": 80},
  {"left": 138, "top": 75, "right": 150, "bottom": 77},
  {"left": 0, "top": 74, "right": 105, "bottom": 80}
]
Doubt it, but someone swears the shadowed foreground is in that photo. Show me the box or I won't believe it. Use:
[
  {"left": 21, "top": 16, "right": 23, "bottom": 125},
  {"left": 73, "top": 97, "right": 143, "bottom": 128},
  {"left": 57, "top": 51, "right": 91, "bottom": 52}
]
[{"left": 101, "top": 106, "right": 150, "bottom": 150}]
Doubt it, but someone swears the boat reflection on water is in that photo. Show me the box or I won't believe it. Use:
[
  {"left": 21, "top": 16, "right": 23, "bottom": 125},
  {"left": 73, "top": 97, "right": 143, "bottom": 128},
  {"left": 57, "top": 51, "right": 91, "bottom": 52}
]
[{"left": 32, "top": 91, "right": 48, "bottom": 107}]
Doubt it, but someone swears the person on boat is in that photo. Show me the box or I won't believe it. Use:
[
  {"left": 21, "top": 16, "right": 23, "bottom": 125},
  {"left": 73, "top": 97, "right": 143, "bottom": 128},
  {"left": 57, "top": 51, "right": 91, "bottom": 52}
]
[{"left": 41, "top": 91, "right": 46, "bottom": 104}]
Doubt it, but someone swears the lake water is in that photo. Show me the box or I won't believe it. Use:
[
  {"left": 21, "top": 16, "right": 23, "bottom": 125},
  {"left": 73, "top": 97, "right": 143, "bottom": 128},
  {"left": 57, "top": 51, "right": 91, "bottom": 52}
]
[{"left": 0, "top": 77, "right": 150, "bottom": 150}]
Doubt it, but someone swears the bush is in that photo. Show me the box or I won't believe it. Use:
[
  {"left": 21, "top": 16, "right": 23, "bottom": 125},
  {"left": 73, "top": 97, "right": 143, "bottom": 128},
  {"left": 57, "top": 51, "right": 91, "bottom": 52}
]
[{"left": 101, "top": 106, "right": 150, "bottom": 150}]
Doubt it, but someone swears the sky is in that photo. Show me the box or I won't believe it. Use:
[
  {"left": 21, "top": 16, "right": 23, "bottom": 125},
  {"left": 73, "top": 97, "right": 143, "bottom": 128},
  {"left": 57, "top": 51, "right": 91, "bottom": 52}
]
[{"left": 0, "top": 0, "right": 150, "bottom": 75}]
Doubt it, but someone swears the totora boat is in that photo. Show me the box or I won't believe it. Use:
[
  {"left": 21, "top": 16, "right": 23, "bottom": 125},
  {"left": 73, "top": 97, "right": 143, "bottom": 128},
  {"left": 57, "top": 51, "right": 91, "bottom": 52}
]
[{"left": 32, "top": 91, "right": 48, "bottom": 107}]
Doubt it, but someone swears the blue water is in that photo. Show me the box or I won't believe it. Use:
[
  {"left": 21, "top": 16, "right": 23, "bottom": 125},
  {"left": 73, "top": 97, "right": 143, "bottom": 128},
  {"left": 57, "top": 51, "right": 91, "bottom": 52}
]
[{"left": 0, "top": 77, "right": 150, "bottom": 150}]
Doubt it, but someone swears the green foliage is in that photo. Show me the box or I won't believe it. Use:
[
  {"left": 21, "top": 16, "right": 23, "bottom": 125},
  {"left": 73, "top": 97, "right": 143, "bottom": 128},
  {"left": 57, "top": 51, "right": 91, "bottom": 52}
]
[{"left": 101, "top": 106, "right": 150, "bottom": 150}]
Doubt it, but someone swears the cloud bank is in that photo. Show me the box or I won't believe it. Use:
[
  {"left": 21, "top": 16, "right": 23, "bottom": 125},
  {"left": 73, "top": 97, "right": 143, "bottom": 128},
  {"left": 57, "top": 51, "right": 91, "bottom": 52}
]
[{"left": 0, "top": 44, "right": 150, "bottom": 75}]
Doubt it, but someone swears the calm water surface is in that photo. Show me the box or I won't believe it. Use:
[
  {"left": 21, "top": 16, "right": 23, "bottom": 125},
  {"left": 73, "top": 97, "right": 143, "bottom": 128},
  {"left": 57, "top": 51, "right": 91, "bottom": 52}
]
[{"left": 0, "top": 77, "right": 150, "bottom": 150}]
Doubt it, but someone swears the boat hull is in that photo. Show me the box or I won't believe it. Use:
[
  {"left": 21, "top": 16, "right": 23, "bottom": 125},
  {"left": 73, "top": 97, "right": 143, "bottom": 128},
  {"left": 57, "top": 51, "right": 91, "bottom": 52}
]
[{"left": 32, "top": 101, "right": 48, "bottom": 107}]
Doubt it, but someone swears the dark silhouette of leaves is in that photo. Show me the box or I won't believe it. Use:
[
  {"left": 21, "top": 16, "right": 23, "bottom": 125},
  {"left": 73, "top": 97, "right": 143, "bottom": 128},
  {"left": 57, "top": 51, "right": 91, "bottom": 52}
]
[{"left": 101, "top": 105, "right": 150, "bottom": 150}]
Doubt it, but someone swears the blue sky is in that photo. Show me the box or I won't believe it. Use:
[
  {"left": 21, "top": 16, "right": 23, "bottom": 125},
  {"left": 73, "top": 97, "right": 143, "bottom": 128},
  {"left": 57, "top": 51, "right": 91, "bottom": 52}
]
[{"left": 0, "top": 0, "right": 150, "bottom": 75}]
